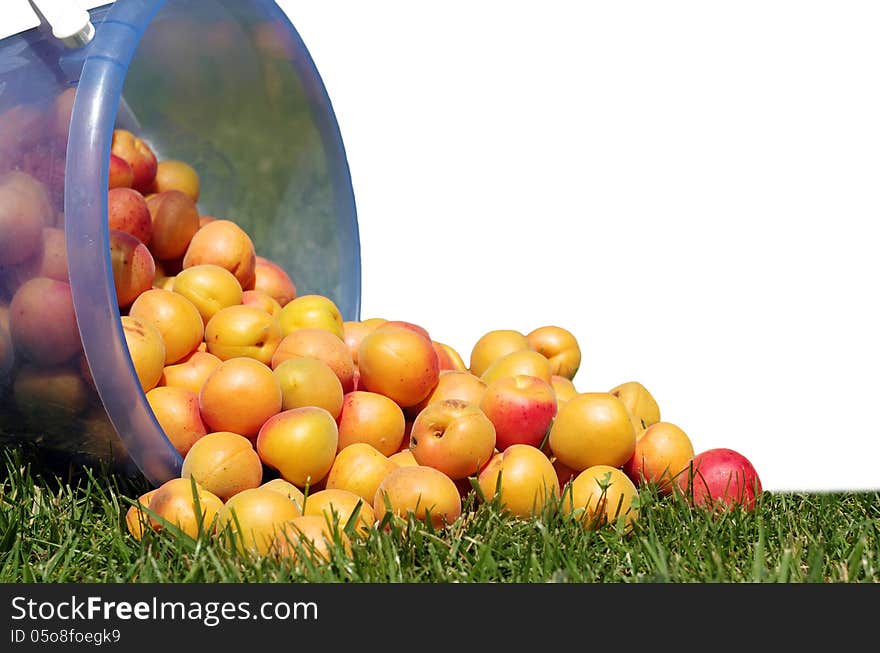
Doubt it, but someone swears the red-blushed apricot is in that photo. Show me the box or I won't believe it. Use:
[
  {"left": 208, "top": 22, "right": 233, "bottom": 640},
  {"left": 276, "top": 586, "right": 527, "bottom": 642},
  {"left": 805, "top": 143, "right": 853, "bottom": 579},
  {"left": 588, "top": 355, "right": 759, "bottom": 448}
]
[
  {"left": 0, "top": 173, "right": 53, "bottom": 266},
  {"left": 182, "top": 219, "right": 257, "bottom": 291},
  {"left": 111, "top": 128, "right": 158, "bottom": 193},
  {"left": 125, "top": 489, "right": 159, "bottom": 541},
  {"left": 108, "top": 187, "right": 152, "bottom": 245},
  {"left": 526, "top": 325, "right": 582, "bottom": 380},
  {"left": 256, "top": 407, "right": 339, "bottom": 488},
  {"left": 254, "top": 256, "right": 297, "bottom": 307},
  {"left": 199, "top": 357, "right": 282, "bottom": 440},
  {"left": 336, "top": 391, "right": 406, "bottom": 456},
  {"left": 480, "top": 375, "right": 557, "bottom": 451},
  {"left": 623, "top": 421, "right": 695, "bottom": 494},
  {"left": 409, "top": 370, "right": 488, "bottom": 420},
  {"left": 433, "top": 341, "right": 467, "bottom": 372},
  {"left": 204, "top": 304, "right": 281, "bottom": 366},
  {"left": 260, "top": 478, "right": 305, "bottom": 512},
  {"left": 146, "top": 190, "right": 201, "bottom": 261},
  {"left": 121, "top": 315, "right": 166, "bottom": 392},
  {"left": 389, "top": 449, "right": 418, "bottom": 468},
  {"left": 160, "top": 350, "right": 222, "bottom": 396},
  {"left": 216, "top": 487, "right": 302, "bottom": 556},
  {"left": 562, "top": 465, "right": 639, "bottom": 532},
  {"left": 199, "top": 215, "right": 217, "bottom": 229},
  {"left": 609, "top": 381, "right": 661, "bottom": 431},
  {"left": 241, "top": 289, "right": 282, "bottom": 317},
  {"left": 9, "top": 277, "right": 81, "bottom": 366},
  {"left": 271, "top": 514, "right": 352, "bottom": 562},
  {"left": 481, "top": 349, "right": 553, "bottom": 385},
  {"left": 277, "top": 294, "right": 344, "bottom": 339},
  {"left": 273, "top": 356, "right": 343, "bottom": 418},
  {"left": 325, "top": 442, "right": 398, "bottom": 505},
  {"left": 109, "top": 153, "right": 135, "bottom": 189},
  {"left": 303, "top": 488, "right": 376, "bottom": 537},
  {"left": 342, "top": 320, "right": 376, "bottom": 366},
  {"left": 109, "top": 229, "right": 156, "bottom": 309},
  {"left": 181, "top": 431, "right": 263, "bottom": 501},
  {"left": 548, "top": 392, "right": 636, "bottom": 472},
  {"left": 129, "top": 288, "right": 204, "bottom": 365},
  {"left": 271, "top": 327, "right": 355, "bottom": 393},
  {"left": 151, "top": 159, "right": 200, "bottom": 201},
  {"left": 477, "top": 444, "right": 560, "bottom": 518},
  {"left": 147, "top": 477, "right": 224, "bottom": 539},
  {"left": 675, "top": 447, "right": 763, "bottom": 512},
  {"left": 373, "top": 465, "right": 462, "bottom": 529},
  {"left": 145, "top": 385, "right": 207, "bottom": 456},
  {"left": 357, "top": 324, "right": 440, "bottom": 408},
  {"left": 172, "top": 264, "right": 243, "bottom": 324},
  {"left": 409, "top": 399, "right": 496, "bottom": 480},
  {"left": 468, "top": 329, "right": 531, "bottom": 378},
  {"left": 551, "top": 375, "right": 579, "bottom": 408}
]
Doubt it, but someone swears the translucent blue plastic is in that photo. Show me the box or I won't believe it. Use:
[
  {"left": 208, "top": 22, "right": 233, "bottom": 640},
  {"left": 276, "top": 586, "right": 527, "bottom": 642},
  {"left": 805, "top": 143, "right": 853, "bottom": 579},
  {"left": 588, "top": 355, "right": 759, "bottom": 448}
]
[{"left": 0, "top": 0, "right": 360, "bottom": 486}]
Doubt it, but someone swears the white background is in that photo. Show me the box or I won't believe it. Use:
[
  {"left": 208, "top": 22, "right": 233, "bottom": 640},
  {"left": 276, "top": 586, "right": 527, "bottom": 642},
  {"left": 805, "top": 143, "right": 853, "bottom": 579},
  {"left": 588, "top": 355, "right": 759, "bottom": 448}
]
[{"left": 295, "top": 2, "right": 880, "bottom": 493}]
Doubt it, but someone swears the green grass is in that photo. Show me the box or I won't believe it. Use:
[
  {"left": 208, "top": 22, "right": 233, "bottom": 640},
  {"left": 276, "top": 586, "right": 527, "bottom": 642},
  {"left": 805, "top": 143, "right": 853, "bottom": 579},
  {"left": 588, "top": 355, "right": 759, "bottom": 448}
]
[{"left": 0, "top": 448, "right": 878, "bottom": 583}]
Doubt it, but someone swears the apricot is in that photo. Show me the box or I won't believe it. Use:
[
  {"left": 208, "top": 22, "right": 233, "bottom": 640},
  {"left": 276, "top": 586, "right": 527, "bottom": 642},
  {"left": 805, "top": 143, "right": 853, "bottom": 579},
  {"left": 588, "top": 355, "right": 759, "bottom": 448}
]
[
  {"left": 108, "top": 187, "right": 152, "bottom": 245},
  {"left": 273, "top": 356, "right": 343, "bottom": 417},
  {"left": 409, "top": 399, "right": 497, "bottom": 480},
  {"left": 146, "top": 190, "right": 201, "bottom": 261},
  {"left": 373, "top": 465, "right": 462, "bottom": 529},
  {"left": 623, "top": 421, "right": 695, "bottom": 494},
  {"left": 526, "top": 325, "right": 582, "bottom": 380},
  {"left": 125, "top": 489, "right": 159, "bottom": 541},
  {"left": 129, "top": 288, "right": 204, "bottom": 365},
  {"left": 477, "top": 444, "right": 560, "bottom": 518},
  {"left": 277, "top": 294, "right": 344, "bottom": 339},
  {"left": 609, "top": 381, "right": 661, "bottom": 431},
  {"left": 180, "top": 431, "right": 263, "bottom": 501},
  {"left": 4, "top": 226, "right": 68, "bottom": 294},
  {"left": 241, "top": 289, "right": 282, "bottom": 317},
  {"left": 410, "top": 369, "right": 488, "bottom": 418},
  {"left": 160, "top": 350, "right": 222, "bottom": 395},
  {"left": 548, "top": 392, "right": 636, "bottom": 472},
  {"left": 13, "top": 365, "right": 89, "bottom": 431},
  {"left": 357, "top": 324, "right": 440, "bottom": 408},
  {"left": 389, "top": 449, "right": 418, "bottom": 468},
  {"left": 303, "top": 488, "right": 376, "bottom": 537},
  {"left": 253, "top": 256, "right": 297, "bottom": 307},
  {"left": 108, "top": 153, "right": 134, "bottom": 189},
  {"left": 217, "top": 487, "right": 302, "bottom": 556},
  {"left": 433, "top": 341, "right": 468, "bottom": 372},
  {"left": 109, "top": 229, "right": 156, "bottom": 308},
  {"left": 481, "top": 349, "right": 553, "bottom": 385},
  {"left": 469, "top": 329, "right": 531, "bottom": 378},
  {"left": 256, "top": 407, "right": 339, "bottom": 488},
  {"left": 172, "top": 263, "right": 243, "bottom": 324},
  {"left": 325, "top": 442, "right": 398, "bottom": 505},
  {"left": 151, "top": 159, "right": 200, "bottom": 201},
  {"left": 563, "top": 465, "right": 639, "bottom": 532},
  {"left": 550, "top": 375, "right": 579, "bottom": 408},
  {"left": 0, "top": 173, "right": 53, "bottom": 266},
  {"left": 182, "top": 219, "right": 256, "bottom": 291},
  {"left": 145, "top": 386, "right": 207, "bottom": 456},
  {"left": 111, "top": 128, "right": 158, "bottom": 193},
  {"left": 199, "top": 357, "right": 282, "bottom": 440},
  {"left": 9, "top": 277, "right": 81, "bottom": 366},
  {"left": 342, "top": 320, "right": 376, "bottom": 366},
  {"left": 271, "top": 327, "right": 355, "bottom": 393},
  {"left": 260, "top": 478, "right": 305, "bottom": 512},
  {"left": 147, "top": 477, "right": 224, "bottom": 539},
  {"left": 204, "top": 304, "right": 282, "bottom": 366},
  {"left": 271, "top": 515, "right": 352, "bottom": 562},
  {"left": 336, "top": 390, "right": 406, "bottom": 456},
  {"left": 121, "top": 315, "right": 166, "bottom": 392}
]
